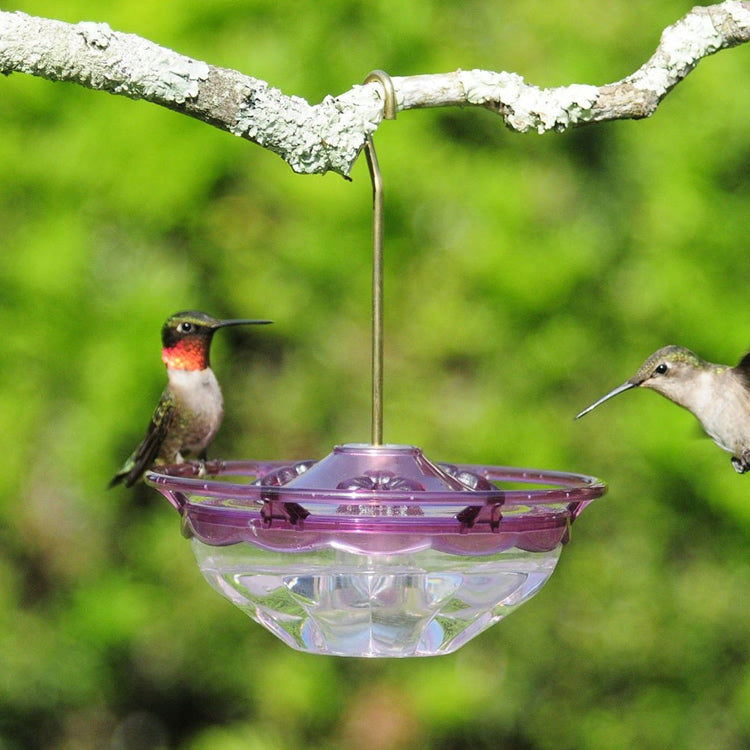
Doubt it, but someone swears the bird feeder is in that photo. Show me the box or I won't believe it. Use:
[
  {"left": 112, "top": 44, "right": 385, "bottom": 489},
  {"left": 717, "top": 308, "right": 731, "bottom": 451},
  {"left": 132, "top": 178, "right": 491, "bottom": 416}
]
[{"left": 146, "top": 71, "right": 607, "bottom": 657}]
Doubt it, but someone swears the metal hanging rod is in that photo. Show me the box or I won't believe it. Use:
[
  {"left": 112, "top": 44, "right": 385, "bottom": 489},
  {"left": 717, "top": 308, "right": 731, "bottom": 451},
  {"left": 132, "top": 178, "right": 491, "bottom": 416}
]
[{"left": 363, "top": 70, "right": 397, "bottom": 446}]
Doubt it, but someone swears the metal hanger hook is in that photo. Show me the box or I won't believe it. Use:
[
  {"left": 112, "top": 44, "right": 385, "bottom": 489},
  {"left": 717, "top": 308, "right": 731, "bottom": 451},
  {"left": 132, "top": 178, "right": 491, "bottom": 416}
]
[{"left": 364, "top": 69, "right": 398, "bottom": 121}]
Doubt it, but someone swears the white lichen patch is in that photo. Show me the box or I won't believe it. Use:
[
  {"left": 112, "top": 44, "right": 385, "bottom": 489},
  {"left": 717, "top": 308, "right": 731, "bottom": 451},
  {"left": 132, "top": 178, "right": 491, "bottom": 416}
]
[
  {"left": 459, "top": 69, "right": 598, "bottom": 133},
  {"left": 727, "top": 0, "right": 750, "bottom": 25},
  {"left": 76, "top": 21, "right": 113, "bottom": 50},
  {"left": 232, "top": 82, "right": 381, "bottom": 175},
  {"left": 662, "top": 11, "right": 724, "bottom": 62},
  {"left": 105, "top": 32, "right": 209, "bottom": 103},
  {"left": 0, "top": 13, "right": 208, "bottom": 104},
  {"left": 460, "top": 69, "right": 526, "bottom": 107},
  {"left": 630, "top": 4, "right": 746, "bottom": 93}
]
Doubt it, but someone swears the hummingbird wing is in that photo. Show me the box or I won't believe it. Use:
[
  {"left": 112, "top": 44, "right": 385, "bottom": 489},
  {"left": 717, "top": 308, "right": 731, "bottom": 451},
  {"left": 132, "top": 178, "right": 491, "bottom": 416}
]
[{"left": 109, "top": 389, "right": 176, "bottom": 488}]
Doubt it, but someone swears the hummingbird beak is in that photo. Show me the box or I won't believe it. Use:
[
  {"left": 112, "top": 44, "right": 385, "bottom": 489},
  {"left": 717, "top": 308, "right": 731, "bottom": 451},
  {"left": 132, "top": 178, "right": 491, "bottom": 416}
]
[
  {"left": 575, "top": 380, "right": 638, "bottom": 420},
  {"left": 214, "top": 319, "right": 273, "bottom": 329}
]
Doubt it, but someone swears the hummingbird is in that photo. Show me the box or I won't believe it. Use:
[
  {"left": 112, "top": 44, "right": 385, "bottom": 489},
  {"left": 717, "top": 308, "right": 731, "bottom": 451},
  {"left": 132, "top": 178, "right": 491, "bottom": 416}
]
[
  {"left": 110, "top": 310, "right": 272, "bottom": 488},
  {"left": 576, "top": 345, "right": 750, "bottom": 473}
]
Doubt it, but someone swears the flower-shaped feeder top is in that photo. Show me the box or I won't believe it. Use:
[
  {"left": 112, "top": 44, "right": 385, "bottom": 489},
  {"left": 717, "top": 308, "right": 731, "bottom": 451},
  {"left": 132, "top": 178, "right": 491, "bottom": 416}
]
[{"left": 146, "top": 443, "right": 606, "bottom": 657}]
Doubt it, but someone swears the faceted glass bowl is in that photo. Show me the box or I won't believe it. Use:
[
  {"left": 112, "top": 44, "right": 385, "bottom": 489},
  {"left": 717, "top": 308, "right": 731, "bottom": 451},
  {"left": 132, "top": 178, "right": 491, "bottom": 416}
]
[{"left": 146, "top": 444, "right": 606, "bottom": 657}]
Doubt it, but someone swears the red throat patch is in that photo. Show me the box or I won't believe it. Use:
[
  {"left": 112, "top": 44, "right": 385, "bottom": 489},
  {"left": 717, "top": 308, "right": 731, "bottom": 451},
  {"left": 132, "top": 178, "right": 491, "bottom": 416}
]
[{"left": 162, "top": 338, "right": 208, "bottom": 371}]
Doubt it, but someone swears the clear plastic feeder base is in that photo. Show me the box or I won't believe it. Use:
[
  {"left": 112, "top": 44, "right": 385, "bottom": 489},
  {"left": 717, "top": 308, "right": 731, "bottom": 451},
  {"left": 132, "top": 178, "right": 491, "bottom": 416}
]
[{"left": 146, "top": 444, "right": 606, "bottom": 657}]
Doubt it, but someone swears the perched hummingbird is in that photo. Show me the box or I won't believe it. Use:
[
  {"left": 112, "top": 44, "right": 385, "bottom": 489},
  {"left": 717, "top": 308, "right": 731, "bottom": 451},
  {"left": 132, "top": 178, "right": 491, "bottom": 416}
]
[
  {"left": 110, "top": 310, "right": 272, "bottom": 487},
  {"left": 576, "top": 345, "right": 750, "bottom": 473}
]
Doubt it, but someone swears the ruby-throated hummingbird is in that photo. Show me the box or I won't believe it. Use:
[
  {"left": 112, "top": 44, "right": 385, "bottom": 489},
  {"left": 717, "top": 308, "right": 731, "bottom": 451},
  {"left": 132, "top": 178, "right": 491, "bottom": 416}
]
[
  {"left": 110, "top": 310, "right": 272, "bottom": 487},
  {"left": 576, "top": 345, "right": 750, "bottom": 473}
]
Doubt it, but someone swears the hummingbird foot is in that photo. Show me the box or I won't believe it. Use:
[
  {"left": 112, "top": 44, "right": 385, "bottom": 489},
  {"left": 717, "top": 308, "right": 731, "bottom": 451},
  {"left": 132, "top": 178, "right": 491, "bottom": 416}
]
[
  {"left": 731, "top": 453, "right": 750, "bottom": 474},
  {"left": 196, "top": 459, "right": 207, "bottom": 478}
]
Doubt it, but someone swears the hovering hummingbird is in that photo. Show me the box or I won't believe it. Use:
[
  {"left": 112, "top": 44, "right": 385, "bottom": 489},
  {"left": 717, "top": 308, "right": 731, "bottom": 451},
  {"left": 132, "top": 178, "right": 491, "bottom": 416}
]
[
  {"left": 576, "top": 345, "right": 750, "bottom": 473},
  {"left": 110, "top": 310, "right": 272, "bottom": 487}
]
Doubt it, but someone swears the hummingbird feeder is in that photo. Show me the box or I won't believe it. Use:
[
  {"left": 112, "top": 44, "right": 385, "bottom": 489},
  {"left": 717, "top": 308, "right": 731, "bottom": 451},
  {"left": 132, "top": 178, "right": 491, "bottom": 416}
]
[{"left": 146, "top": 71, "right": 607, "bottom": 657}]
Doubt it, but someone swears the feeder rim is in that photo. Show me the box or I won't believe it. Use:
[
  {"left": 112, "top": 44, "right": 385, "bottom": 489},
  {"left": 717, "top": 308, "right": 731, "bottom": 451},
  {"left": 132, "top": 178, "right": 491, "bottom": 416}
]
[{"left": 145, "top": 459, "right": 607, "bottom": 508}]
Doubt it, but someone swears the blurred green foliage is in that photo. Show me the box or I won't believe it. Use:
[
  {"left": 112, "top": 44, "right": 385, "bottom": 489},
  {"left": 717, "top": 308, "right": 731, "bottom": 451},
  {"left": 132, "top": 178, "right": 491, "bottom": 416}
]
[{"left": 2, "top": 0, "right": 750, "bottom": 747}]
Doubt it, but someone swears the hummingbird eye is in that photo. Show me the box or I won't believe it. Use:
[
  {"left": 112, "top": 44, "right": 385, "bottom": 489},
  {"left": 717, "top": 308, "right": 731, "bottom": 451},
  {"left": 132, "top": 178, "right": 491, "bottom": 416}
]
[
  {"left": 655, "top": 363, "right": 669, "bottom": 375},
  {"left": 179, "top": 322, "right": 194, "bottom": 333}
]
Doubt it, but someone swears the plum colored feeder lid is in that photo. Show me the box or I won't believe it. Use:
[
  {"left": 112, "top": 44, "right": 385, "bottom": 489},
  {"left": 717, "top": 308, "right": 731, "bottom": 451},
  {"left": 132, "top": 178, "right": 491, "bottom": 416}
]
[{"left": 146, "top": 443, "right": 605, "bottom": 657}]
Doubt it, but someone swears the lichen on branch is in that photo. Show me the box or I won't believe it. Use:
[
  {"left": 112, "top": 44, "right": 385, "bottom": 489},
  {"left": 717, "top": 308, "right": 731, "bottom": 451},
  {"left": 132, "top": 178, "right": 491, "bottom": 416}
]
[{"left": 0, "top": 1, "right": 749, "bottom": 176}]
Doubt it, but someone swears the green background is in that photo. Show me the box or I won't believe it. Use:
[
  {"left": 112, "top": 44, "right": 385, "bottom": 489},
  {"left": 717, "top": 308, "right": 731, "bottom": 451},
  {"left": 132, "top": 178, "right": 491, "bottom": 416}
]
[{"left": 2, "top": 1, "right": 750, "bottom": 747}]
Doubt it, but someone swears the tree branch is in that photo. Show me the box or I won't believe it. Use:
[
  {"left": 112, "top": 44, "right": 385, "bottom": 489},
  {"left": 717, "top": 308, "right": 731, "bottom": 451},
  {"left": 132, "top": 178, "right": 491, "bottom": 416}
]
[{"left": 1, "top": 2, "right": 749, "bottom": 177}]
